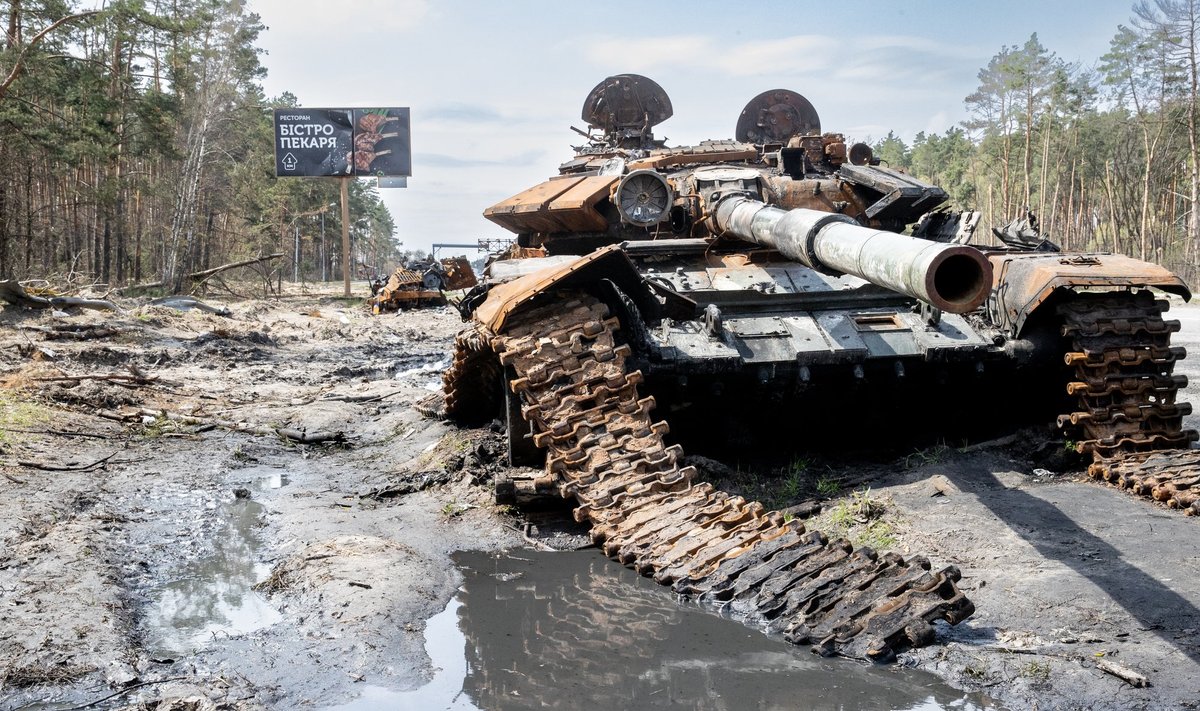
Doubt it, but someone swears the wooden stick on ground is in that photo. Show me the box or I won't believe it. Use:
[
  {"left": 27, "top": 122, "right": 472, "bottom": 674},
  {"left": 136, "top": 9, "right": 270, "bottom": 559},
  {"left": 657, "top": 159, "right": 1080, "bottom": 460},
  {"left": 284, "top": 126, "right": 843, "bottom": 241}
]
[
  {"left": 1095, "top": 658, "right": 1150, "bottom": 688},
  {"left": 18, "top": 451, "right": 120, "bottom": 471},
  {"left": 137, "top": 407, "right": 346, "bottom": 445}
]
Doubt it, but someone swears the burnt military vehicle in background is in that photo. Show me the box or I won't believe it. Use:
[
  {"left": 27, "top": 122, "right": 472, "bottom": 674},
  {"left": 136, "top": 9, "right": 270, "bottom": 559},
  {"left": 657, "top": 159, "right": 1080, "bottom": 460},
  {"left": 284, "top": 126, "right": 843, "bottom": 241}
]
[
  {"left": 371, "top": 255, "right": 476, "bottom": 312},
  {"left": 430, "top": 74, "right": 1199, "bottom": 661}
]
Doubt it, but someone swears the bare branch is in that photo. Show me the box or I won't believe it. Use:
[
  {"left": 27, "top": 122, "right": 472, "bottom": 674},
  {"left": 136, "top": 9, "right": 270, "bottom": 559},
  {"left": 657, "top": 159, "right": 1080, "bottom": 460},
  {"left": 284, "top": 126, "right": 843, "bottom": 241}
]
[{"left": 0, "top": 11, "right": 101, "bottom": 101}]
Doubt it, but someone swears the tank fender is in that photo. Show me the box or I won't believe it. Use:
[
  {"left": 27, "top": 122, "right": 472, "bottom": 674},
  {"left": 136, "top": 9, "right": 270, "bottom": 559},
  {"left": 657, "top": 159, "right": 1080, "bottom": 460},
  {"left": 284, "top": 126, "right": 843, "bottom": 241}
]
[
  {"left": 474, "top": 244, "right": 682, "bottom": 334},
  {"left": 987, "top": 251, "right": 1192, "bottom": 336}
]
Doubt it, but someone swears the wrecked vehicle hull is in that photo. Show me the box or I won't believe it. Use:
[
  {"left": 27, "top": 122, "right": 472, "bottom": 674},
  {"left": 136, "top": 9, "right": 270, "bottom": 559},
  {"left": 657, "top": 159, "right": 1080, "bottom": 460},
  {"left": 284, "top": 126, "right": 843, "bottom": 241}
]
[{"left": 437, "top": 74, "right": 1199, "bottom": 660}]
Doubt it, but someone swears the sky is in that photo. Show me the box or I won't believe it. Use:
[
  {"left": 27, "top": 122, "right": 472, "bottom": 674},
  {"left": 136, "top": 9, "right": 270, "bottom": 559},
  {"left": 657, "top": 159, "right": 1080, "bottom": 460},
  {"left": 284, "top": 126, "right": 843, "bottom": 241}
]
[{"left": 250, "top": 0, "right": 1143, "bottom": 255}]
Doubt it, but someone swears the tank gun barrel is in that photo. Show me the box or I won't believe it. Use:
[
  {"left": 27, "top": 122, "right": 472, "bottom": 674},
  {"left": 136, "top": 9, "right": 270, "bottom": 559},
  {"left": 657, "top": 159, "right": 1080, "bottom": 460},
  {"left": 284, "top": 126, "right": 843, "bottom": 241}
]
[{"left": 713, "top": 196, "right": 992, "bottom": 313}]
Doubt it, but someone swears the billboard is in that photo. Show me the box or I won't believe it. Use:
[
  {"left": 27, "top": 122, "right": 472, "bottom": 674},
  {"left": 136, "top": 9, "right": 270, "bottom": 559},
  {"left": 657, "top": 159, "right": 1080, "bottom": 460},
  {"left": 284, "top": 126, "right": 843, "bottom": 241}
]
[{"left": 274, "top": 107, "right": 411, "bottom": 178}]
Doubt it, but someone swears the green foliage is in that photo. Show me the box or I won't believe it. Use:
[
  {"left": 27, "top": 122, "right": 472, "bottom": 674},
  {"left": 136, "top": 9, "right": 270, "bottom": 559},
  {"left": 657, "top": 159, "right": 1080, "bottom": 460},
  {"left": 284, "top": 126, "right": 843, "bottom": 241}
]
[
  {"left": 0, "top": 0, "right": 399, "bottom": 285},
  {"left": 0, "top": 392, "right": 50, "bottom": 447},
  {"left": 820, "top": 488, "right": 897, "bottom": 551},
  {"left": 1020, "top": 660, "right": 1051, "bottom": 683},
  {"left": 815, "top": 475, "right": 841, "bottom": 496},
  {"left": 872, "top": 131, "right": 911, "bottom": 170},
  {"left": 903, "top": 442, "right": 951, "bottom": 470}
]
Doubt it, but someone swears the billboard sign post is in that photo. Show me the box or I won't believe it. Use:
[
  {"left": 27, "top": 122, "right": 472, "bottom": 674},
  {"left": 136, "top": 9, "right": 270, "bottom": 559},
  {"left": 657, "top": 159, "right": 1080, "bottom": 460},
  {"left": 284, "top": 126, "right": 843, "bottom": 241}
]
[{"left": 273, "top": 107, "right": 411, "bottom": 296}]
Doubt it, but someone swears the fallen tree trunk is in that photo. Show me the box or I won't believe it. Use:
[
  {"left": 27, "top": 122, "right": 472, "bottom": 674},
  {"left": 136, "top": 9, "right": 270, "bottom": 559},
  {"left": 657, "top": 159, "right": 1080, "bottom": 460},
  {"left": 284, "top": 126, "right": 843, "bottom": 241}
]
[
  {"left": 117, "top": 254, "right": 284, "bottom": 295},
  {"left": 0, "top": 280, "right": 122, "bottom": 312},
  {"left": 189, "top": 253, "right": 285, "bottom": 282},
  {"left": 136, "top": 407, "right": 346, "bottom": 445}
]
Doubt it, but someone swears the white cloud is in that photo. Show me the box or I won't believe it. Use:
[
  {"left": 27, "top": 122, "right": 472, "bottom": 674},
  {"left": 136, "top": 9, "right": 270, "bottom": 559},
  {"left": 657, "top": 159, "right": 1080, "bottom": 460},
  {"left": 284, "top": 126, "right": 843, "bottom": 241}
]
[{"left": 254, "top": 0, "right": 430, "bottom": 38}]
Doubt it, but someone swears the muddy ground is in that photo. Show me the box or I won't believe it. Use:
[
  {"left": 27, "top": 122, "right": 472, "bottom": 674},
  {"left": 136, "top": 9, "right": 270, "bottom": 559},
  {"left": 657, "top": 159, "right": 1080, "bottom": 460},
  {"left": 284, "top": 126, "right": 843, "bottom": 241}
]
[{"left": 0, "top": 283, "right": 1197, "bottom": 710}]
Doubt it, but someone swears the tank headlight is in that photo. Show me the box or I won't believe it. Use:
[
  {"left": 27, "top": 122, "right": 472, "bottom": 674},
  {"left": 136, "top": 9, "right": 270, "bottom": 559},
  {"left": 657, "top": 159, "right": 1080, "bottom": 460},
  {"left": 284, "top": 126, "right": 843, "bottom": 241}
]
[{"left": 616, "top": 169, "right": 674, "bottom": 227}]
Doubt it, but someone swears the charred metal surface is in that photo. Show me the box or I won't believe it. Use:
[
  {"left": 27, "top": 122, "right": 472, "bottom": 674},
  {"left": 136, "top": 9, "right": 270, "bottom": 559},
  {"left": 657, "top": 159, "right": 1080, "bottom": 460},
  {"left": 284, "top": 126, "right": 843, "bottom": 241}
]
[
  {"left": 1058, "top": 291, "right": 1197, "bottom": 455},
  {"left": 1057, "top": 291, "right": 1200, "bottom": 510},
  {"left": 711, "top": 197, "right": 992, "bottom": 313},
  {"left": 470, "top": 294, "right": 974, "bottom": 661},
  {"left": 987, "top": 252, "right": 1191, "bottom": 335},
  {"left": 373, "top": 257, "right": 477, "bottom": 311},
  {"left": 1088, "top": 449, "right": 1200, "bottom": 515}
]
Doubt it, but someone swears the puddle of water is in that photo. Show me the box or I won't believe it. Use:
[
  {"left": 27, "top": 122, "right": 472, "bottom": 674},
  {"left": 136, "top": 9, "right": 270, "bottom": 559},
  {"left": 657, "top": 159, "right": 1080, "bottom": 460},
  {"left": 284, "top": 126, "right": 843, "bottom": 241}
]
[
  {"left": 142, "top": 499, "right": 282, "bottom": 656},
  {"left": 329, "top": 550, "right": 999, "bottom": 711},
  {"left": 325, "top": 598, "right": 477, "bottom": 711},
  {"left": 393, "top": 356, "right": 450, "bottom": 391}
]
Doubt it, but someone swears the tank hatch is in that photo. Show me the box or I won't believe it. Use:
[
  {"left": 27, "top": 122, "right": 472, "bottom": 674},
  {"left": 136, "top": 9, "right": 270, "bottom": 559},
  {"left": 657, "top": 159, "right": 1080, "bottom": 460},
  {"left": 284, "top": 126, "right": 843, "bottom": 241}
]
[
  {"left": 736, "top": 89, "right": 821, "bottom": 145},
  {"left": 582, "top": 74, "right": 673, "bottom": 148}
]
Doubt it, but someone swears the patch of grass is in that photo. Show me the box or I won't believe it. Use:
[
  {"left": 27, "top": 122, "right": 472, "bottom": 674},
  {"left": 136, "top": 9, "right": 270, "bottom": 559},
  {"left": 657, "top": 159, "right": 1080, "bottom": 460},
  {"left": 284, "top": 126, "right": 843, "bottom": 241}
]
[
  {"left": 231, "top": 445, "right": 256, "bottom": 463},
  {"left": 137, "top": 413, "right": 177, "bottom": 439},
  {"left": 903, "top": 442, "right": 952, "bottom": 470},
  {"left": 818, "top": 488, "right": 897, "bottom": 550},
  {"left": 1020, "top": 660, "right": 1051, "bottom": 683},
  {"left": 961, "top": 663, "right": 992, "bottom": 683},
  {"left": 0, "top": 391, "right": 51, "bottom": 448},
  {"left": 815, "top": 475, "right": 841, "bottom": 496},
  {"left": 440, "top": 501, "right": 472, "bottom": 518},
  {"left": 778, "top": 467, "right": 805, "bottom": 502}
]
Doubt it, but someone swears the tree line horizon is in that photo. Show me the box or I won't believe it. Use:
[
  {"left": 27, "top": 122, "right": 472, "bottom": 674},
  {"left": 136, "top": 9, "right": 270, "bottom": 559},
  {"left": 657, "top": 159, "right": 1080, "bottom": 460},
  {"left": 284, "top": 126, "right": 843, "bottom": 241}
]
[{"left": 2, "top": 1, "right": 1199, "bottom": 292}]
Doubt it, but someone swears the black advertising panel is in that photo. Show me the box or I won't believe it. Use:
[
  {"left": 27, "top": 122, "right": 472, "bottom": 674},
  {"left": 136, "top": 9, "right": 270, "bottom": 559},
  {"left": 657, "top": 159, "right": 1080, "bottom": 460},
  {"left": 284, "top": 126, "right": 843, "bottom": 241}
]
[
  {"left": 274, "top": 108, "right": 354, "bottom": 176},
  {"left": 274, "top": 107, "right": 411, "bottom": 178},
  {"left": 353, "top": 108, "right": 412, "bottom": 177}
]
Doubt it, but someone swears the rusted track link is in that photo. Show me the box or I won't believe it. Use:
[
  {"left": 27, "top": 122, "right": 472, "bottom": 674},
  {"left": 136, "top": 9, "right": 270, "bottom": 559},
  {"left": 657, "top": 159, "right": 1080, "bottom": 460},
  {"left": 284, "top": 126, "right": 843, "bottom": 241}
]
[
  {"left": 1087, "top": 450, "right": 1200, "bottom": 515},
  {"left": 1059, "top": 290, "right": 1200, "bottom": 511},
  {"left": 477, "top": 293, "right": 972, "bottom": 661},
  {"left": 434, "top": 329, "right": 502, "bottom": 421}
]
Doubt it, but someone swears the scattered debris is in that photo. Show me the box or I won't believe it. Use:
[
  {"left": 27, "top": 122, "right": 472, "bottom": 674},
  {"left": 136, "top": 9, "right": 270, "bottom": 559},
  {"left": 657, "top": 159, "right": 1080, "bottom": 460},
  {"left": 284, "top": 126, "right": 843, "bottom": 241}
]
[
  {"left": 1095, "top": 658, "right": 1151, "bottom": 688},
  {"left": 0, "top": 279, "right": 122, "bottom": 312}
]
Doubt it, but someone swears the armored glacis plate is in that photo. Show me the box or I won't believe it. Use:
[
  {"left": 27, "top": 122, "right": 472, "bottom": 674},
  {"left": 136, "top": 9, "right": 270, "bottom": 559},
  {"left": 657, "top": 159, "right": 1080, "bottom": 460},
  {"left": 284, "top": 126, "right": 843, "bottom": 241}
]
[
  {"left": 582, "top": 74, "right": 673, "bottom": 134},
  {"left": 736, "top": 90, "right": 821, "bottom": 144}
]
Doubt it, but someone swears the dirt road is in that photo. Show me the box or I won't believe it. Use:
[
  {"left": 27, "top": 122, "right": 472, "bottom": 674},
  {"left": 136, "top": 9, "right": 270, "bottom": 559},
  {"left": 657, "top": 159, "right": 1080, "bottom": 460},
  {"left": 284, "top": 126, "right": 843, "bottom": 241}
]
[{"left": 1, "top": 286, "right": 1197, "bottom": 710}]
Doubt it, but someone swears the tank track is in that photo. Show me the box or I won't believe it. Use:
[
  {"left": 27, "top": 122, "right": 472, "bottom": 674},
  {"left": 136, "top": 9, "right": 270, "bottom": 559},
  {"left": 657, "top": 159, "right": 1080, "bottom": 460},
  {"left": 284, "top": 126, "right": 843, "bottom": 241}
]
[
  {"left": 427, "top": 328, "right": 502, "bottom": 421},
  {"left": 461, "top": 293, "right": 973, "bottom": 661},
  {"left": 1058, "top": 291, "right": 1200, "bottom": 513}
]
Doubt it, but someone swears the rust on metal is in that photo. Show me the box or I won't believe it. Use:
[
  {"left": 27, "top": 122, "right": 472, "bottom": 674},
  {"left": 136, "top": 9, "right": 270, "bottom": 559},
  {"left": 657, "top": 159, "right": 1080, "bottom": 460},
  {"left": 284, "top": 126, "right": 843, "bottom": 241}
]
[
  {"left": 463, "top": 293, "right": 974, "bottom": 661},
  {"left": 1057, "top": 290, "right": 1200, "bottom": 511},
  {"left": 471, "top": 245, "right": 646, "bottom": 334},
  {"left": 987, "top": 252, "right": 1191, "bottom": 335},
  {"left": 484, "top": 176, "right": 617, "bottom": 234},
  {"left": 373, "top": 257, "right": 477, "bottom": 311}
]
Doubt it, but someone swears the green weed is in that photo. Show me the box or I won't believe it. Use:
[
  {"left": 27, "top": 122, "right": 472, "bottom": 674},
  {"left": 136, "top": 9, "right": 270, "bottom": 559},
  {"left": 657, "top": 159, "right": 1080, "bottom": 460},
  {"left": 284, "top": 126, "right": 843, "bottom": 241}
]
[
  {"left": 820, "top": 488, "right": 896, "bottom": 550},
  {"left": 815, "top": 475, "right": 841, "bottom": 496},
  {"left": 1020, "top": 660, "right": 1051, "bottom": 683},
  {"left": 0, "top": 392, "right": 50, "bottom": 447},
  {"left": 440, "top": 501, "right": 472, "bottom": 518},
  {"left": 903, "top": 442, "right": 951, "bottom": 470}
]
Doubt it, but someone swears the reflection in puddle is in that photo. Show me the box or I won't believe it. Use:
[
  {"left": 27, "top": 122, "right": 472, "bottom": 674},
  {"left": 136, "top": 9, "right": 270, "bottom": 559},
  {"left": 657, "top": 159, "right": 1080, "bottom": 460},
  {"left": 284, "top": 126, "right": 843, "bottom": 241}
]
[
  {"left": 326, "top": 598, "right": 479, "bottom": 711},
  {"left": 393, "top": 357, "right": 451, "bottom": 391},
  {"left": 143, "top": 499, "right": 281, "bottom": 656},
  {"left": 329, "top": 550, "right": 997, "bottom": 711}
]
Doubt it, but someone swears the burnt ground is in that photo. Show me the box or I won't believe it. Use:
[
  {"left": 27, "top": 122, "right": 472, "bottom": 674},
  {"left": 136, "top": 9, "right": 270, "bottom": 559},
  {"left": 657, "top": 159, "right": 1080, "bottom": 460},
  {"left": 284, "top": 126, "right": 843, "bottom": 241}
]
[{"left": 0, "top": 284, "right": 1197, "bottom": 710}]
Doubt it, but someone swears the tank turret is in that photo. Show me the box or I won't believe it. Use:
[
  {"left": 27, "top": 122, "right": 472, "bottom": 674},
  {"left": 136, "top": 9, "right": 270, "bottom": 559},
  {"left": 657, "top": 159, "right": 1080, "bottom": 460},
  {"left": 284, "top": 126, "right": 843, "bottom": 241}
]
[{"left": 437, "top": 73, "right": 1198, "bottom": 664}]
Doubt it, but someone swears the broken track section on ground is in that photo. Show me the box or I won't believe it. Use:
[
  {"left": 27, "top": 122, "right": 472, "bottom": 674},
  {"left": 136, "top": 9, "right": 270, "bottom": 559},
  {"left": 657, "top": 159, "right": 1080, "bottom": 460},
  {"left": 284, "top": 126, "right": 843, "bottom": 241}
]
[{"left": 0, "top": 284, "right": 1197, "bottom": 710}]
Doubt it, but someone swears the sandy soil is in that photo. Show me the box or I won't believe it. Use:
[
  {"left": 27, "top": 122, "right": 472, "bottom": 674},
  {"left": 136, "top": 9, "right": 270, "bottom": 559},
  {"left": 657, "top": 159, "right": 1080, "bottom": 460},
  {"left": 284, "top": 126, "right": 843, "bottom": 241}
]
[
  {"left": 1, "top": 284, "right": 1198, "bottom": 710},
  {"left": 0, "top": 283, "right": 520, "bottom": 709}
]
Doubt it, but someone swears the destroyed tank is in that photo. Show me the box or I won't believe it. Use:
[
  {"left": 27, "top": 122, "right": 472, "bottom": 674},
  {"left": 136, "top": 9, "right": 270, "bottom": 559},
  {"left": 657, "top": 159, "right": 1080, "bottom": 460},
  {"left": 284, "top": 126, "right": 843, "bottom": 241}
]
[
  {"left": 371, "top": 255, "right": 476, "bottom": 311},
  {"left": 435, "top": 74, "right": 1198, "bottom": 660}
]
